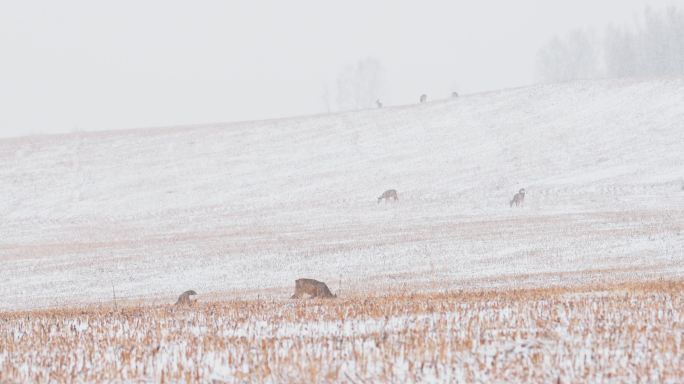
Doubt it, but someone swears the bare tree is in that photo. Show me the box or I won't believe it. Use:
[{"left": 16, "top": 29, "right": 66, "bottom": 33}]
[
  {"left": 336, "top": 57, "right": 386, "bottom": 111},
  {"left": 604, "top": 25, "right": 639, "bottom": 78},
  {"left": 537, "top": 30, "right": 600, "bottom": 83},
  {"left": 640, "top": 7, "right": 684, "bottom": 76}
]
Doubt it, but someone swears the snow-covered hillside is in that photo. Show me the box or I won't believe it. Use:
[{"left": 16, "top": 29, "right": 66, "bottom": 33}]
[{"left": 1, "top": 78, "right": 683, "bottom": 310}]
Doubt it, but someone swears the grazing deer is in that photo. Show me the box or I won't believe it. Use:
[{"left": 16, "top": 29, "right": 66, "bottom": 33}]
[
  {"left": 378, "top": 189, "right": 398, "bottom": 204},
  {"left": 509, "top": 188, "right": 526, "bottom": 207},
  {"left": 175, "top": 290, "right": 197, "bottom": 306},
  {"left": 290, "top": 278, "right": 336, "bottom": 299},
  {"left": 420, "top": 94, "right": 427, "bottom": 103},
  {"left": 376, "top": 99, "right": 383, "bottom": 108}
]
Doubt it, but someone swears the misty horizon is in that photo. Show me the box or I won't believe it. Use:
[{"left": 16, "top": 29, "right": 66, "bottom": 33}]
[{"left": 0, "top": 0, "right": 680, "bottom": 138}]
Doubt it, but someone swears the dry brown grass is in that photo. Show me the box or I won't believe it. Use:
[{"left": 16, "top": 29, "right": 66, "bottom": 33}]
[{"left": 2, "top": 280, "right": 684, "bottom": 382}]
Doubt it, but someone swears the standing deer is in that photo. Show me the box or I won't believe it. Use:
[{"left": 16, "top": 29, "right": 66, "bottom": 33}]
[
  {"left": 419, "top": 94, "right": 427, "bottom": 103},
  {"left": 290, "top": 279, "right": 336, "bottom": 299},
  {"left": 378, "top": 189, "right": 398, "bottom": 203},
  {"left": 509, "top": 188, "right": 526, "bottom": 207},
  {"left": 451, "top": 91, "right": 459, "bottom": 98},
  {"left": 175, "top": 290, "right": 197, "bottom": 306},
  {"left": 376, "top": 99, "right": 383, "bottom": 108}
]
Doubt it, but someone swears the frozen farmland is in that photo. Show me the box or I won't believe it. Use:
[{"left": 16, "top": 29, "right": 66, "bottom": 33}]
[{"left": 1, "top": 78, "right": 683, "bottom": 382}]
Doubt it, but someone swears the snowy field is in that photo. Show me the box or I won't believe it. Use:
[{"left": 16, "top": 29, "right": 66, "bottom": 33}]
[{"left": 1, "top": 78, "right": 683, "bottom": 310}]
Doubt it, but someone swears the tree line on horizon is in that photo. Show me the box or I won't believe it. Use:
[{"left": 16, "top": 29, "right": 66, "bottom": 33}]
[{"left": 537, "top": 6, "right": 684, "bottom": 83}]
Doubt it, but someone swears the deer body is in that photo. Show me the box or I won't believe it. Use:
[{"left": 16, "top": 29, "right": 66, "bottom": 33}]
[
  {"left": 290, "top": 279, "right": 336, "bottom": 299},
  {"left": 175, "top": 290, "right": 197, "bottom": 306},
  {"left": 510, "top": 188, "right": 526, "bottom": 207},
  {"left": 378, "top": 189, "right": 398, "bottom": 203}
]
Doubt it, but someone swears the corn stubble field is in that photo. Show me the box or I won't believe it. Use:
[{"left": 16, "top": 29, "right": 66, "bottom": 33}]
[{"left": 2, "top": 281, "right": 684, "bottom": 383}]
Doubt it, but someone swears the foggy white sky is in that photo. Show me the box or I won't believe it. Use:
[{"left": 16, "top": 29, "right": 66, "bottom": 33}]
[{"left": 0, "top": 0, "right": 678, "bottom": 137}]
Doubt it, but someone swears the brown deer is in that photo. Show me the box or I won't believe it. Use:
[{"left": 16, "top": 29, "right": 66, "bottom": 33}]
[
  {"left": 377, "top": 189, "right": 398, "bottom": 203},
  {"left": 175, "top": 290, "right": 197, "bottom": 306},
  {"left": 509, "top": 188, "right": 526, "bottom": 207},
  {"left": 290, "top": 279, "right": 336, "bottom": 299}
]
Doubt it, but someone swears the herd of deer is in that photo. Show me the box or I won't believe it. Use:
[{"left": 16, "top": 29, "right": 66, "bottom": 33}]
[{"left": 174, "top": 187, "right": 525, "bottom": 306}]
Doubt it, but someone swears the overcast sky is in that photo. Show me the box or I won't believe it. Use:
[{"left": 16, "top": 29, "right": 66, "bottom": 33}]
[{"left": 0, "top": 0, "right": 678, "bottom": 137}]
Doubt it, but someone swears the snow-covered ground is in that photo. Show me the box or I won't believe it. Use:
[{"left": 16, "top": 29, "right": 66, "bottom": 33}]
[{"left": 1, "top": 78, "right": 683, "bottom": 310}]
